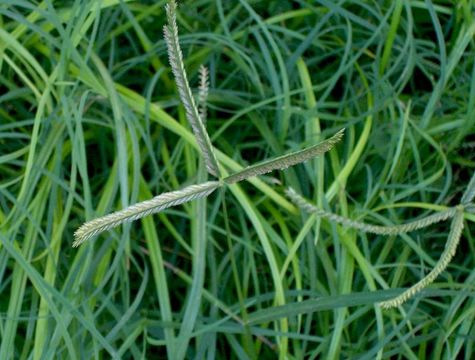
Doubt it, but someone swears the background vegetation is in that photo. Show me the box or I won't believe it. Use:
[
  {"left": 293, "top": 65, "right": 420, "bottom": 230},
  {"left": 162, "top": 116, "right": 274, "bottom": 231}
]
[{"left": 1, "top": 0, "right": 474, "bottom": 358}]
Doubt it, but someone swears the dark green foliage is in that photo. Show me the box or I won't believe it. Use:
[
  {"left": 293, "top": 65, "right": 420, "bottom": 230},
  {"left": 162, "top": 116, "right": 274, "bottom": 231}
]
[{"left": 0, "top": 0, "right": 474, "bottom": 359}]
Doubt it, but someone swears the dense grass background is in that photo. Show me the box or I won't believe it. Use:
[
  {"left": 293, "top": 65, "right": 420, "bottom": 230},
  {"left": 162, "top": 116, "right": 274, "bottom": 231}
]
[{"left": 1, "top": 0, "right": 475, "bottom": 358}]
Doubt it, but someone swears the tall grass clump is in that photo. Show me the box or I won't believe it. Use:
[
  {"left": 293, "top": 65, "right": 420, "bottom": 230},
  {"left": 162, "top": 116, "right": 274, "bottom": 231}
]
[{"left": 1, "top": 0, "right": 474, "bottom": 359}]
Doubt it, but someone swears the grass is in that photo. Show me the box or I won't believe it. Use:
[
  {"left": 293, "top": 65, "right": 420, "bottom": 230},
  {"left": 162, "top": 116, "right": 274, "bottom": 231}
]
[{"left": 1, "top": 0, "right": 475, "bottom": 358}]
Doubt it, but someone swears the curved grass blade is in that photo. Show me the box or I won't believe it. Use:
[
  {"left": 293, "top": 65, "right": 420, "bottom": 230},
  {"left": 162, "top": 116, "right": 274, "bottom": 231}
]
[
  {"left": 163, "top": 1, "right": 220, "bottom": 177},
  {"left": 461, "top": 170, "right": 475, "bottom": 204},
  {"left": 224, "top": 128, "right": 345, "bottom": 184},
  {"left": 73, "top": 181, "right": 221, "bottom": 247},
  {"left": 286, "top": 187, "right": 456, "bottom": 235},
  {"left": 380, "top": 206, "right": 465, "bottom": 308}
]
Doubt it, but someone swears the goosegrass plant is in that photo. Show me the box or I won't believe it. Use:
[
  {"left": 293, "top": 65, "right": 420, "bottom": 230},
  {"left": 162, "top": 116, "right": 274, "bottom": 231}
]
[
  {"left": 2, "top": 0, "right": 475, "bottom": 359},
  {"left": 73, "top": 0, "right": 345, "bottom": 246},
  {"left": 73, "top": 2, "right": 343, "bottom": 357}
]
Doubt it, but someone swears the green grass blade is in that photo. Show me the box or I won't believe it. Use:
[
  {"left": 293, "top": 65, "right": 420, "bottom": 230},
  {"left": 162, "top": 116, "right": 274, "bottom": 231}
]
[
  {"left": 379, "top": 0, "right": 404, "bottom": 75},
  {"left": 247, "top": 289, "right": 404, "bottom": 326},
  {"left": 139, "top": 177, "right": 176, "bottom": 358},
  {"left": 325, "top": 64, "right": 373, "bottom": 202},
  {"left": 33, "top": 152, "right": 77, "bottom": 359},
  {"left": 0, "top": 233, "right": 117, "bottom": 357},
  {"left": 227, "top": 183, "right": 289, "bottom": 358},
  {"left": 176, "top": 165, "right": 209, "bottom": 359}
]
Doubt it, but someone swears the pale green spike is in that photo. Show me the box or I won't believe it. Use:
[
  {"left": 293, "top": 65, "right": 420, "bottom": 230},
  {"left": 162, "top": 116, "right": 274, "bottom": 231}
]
[
  {"left": 380, "top": 206, "right": 465, "bottom": 308},
  {"left": 286, "top": 187, "right": 456, "bottom": 235},
  {"left": 461, "top": 171, "right": 475, "bottom": 204},
  {"left": 73, "top": 181, "right": 221, "bottom": 247},
  {"left": 224, "top": 128, "right": 344, "bottom": 184},
  {"left": 163, "top": 0, "right": 220, "bottom": 177}
]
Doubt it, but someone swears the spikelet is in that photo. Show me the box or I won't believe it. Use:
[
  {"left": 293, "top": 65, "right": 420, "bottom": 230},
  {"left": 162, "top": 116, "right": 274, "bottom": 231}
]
[
  {"left": 285, "top": 187, "right": 456, "bottom": 235},
  {"left": 198, "top": 65, "right": 209, "bottom": 124},
  {"left": 73, "top": 181, "right": 221, "bottom": 247},
  {"left": 286, "top": 189, "right": 466, "bottom": 308},
  {"left": 461, "top": 171, "right": 475, "bottom": 204},
  {"left": 224, "top": 128, "right": 345, "bottom": 184},
  {"left": 163, "top": 1, "right": 220, "bottom": 177},
  {"left": 379, "top": 206, "right": 465, "bottom": 308}
]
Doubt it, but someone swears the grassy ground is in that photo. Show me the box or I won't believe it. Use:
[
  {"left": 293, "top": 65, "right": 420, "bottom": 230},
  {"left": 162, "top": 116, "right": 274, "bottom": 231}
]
[{"left": 1, "top": 0, "right": 475, "bottom": 358}]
